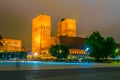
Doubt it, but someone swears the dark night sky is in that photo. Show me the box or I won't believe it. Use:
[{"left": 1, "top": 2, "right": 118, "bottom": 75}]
[{"left": 0, "top": 0, "right": 120, "bottom": 50}]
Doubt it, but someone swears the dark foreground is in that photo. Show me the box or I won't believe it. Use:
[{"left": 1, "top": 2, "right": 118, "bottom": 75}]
[{"left": 0, "top": 67, "right": 120, "bottom": 80}]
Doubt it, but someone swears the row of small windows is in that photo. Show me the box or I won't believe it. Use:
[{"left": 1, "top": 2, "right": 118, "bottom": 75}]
[
  {"left": 3, "top": 43, "right": 20, "bottom": 46},
  {"left": 1, "top": 46, "right": 21, "bottom": 52},
  {"left": 61, "top": 44, "right": 83, "bottom": 49},
  {"left": 33, "top": 26, "right": 50, "bottom": 32},
  {"left": 70, "top": 51, "right": 85, "bottom": 55},
  {"left": 40, "top": 26, "right": 50, "bottom": 29},
  {"left": 33, "top": 31, "right": 50, "bottom": 34}
]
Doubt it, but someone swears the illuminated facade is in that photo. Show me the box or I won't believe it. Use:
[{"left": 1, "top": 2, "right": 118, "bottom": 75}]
[
  {"left": 0, "top": 39, "right": 21, "bottom": 52},
  {"left": 57, "top": 18, "right": 76, "bottom": 37},
  {"left": 56, "top": 18, "right": 86, "bottom": 59},
  {"left": 40, "top": 37, "right": 56, "bottom": 59},
  {"left": 32, "top": 14, "right": 86, "bottom": 59},
  {"left": 32, "top": 14, "right": 55, "bottom": 58}
]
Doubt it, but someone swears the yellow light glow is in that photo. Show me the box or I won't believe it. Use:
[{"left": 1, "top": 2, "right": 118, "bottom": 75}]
[
  {"left": 57, "top": 19, "right": 76, "bottom": 37},
  {"left": 34, "top": 52, "right": 38, "bottom": 56},
  {"left": 32, "top": 14, "right": 52, "bottom": 58}
]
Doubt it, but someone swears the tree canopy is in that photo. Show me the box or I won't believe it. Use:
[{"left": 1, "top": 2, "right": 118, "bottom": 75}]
[
  {"left": 49, "top": 44, "right": 69, "bottom": 60},
  {"left": 85, "top": 31, "right": 117, "bottom": 60}
]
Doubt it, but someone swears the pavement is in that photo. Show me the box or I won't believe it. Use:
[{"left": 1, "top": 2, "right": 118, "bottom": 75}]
[
  {"left": 0, "top": 66, "right": 120, "bottom": 80},
  {"left": 0, "top": 61, "right": 120, "bottom": 71},
  {"left": 0, "top": 61, "right": 120, "bottom": 80}
]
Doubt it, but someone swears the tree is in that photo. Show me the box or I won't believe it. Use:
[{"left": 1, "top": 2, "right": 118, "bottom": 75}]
[
  {"left": 104, "top": 37, "right": 117, "bottom": 58},
  {"left": 49, "top": 44, "right": 69, "bottom": 60},
  {"left": 85, "top": 31, "right": 117, "bottom": 61},
  {"left": 85, "top": 31, "right": 104, "bottom": 60}
]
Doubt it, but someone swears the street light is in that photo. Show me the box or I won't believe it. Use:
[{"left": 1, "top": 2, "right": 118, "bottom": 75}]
[
  {"left": 85, "top": 48, "right": 89, "bottom": 52},
  {"left": 115, "top": 48, "right": 119, "bottom": 53},
  {"left": 34, "top": 52, "right": 38, "bottom": 56},
  {"left": 85, "top": 48, "right": 89, "bottom": 62},
  {"left": 59, "top": 50, "right": 62, "bottom": 54}
]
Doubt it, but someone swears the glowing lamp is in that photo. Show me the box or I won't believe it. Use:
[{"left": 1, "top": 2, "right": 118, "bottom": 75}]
[
  {"left": 34, "top": 52, "right": 38, "bottom": 56},
  {"left": 115, "top": 48, "right": 119, "bottom": 53},
  {"left": 85, "top": 48, "right": 89, "bottom": 52}
]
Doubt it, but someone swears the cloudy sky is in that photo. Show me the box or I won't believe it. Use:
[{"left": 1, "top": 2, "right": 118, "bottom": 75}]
[{"left": 0, "top": 0, "right": 120, "bottom": 49}]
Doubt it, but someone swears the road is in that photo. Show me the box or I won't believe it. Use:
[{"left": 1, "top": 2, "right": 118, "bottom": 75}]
[{"left": 0, "top": 61, "right": 120, "bottom": 80}]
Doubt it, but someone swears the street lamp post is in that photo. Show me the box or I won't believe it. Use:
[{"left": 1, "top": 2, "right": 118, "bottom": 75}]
[
  {"left": 115, "top": 48, "right": 119, "bottom": 53},
  {"left": 59, "top": 50, "right": 62, "bottom": 54},
  {"left": 85, "top": 48, "right": 89, "bottom": 62}
]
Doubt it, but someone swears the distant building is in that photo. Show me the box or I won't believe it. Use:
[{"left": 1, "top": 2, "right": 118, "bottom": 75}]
[
  {"left": 0, "top": 38, "right": 21, "bottom": 52},
  {"left": 57, "top": 18, "right": 76, "bottom": 37},
  {"left": 32, "top": 14, "right": 55, "bottom": 59},
  {"left": 32, "top": 14, "right": 86, "bottom": 59}
]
